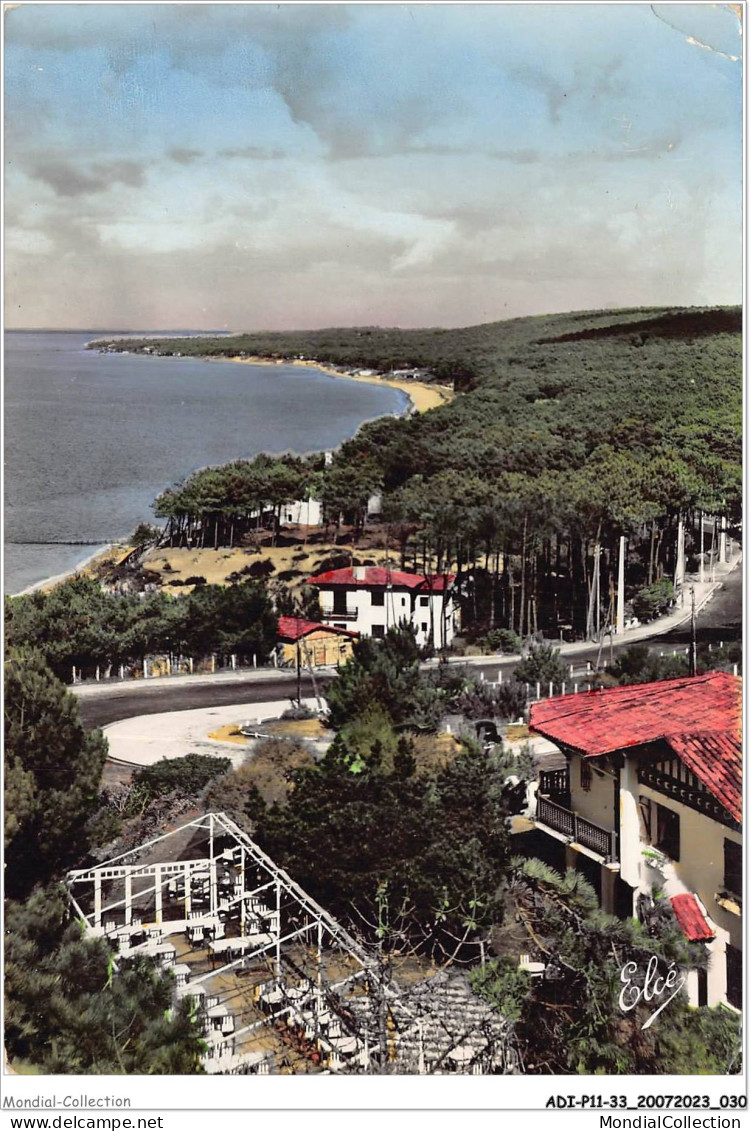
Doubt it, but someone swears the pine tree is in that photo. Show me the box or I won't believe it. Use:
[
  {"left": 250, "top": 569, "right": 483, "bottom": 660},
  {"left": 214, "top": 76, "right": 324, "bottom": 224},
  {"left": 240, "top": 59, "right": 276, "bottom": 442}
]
[{"left": 4, "top": 648, "right": 108, "bottom": 897}]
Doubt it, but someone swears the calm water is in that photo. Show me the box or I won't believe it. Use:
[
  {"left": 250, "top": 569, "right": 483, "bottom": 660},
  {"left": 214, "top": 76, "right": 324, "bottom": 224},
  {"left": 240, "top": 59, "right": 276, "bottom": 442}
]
[{"left": 4, "top": 331, "right": 407, "bottom": 594}]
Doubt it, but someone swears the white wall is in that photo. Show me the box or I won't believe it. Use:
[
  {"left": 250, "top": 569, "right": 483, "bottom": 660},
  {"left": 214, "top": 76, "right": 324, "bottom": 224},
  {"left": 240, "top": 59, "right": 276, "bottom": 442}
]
[
  {"left": 542, "top": 751, "right": 742, "bottom": 1008},
  {"left": 636, "top": 784, "right": 742, "bottom": 948},
  {"left": 281, "top": 498, "right": 322, "bottom": 527},
  {"left": 318, "top": 584, "right": 455, "bottom": 649},
  {"left": 568, "top": 753, "right": 617, "bottom": 830},
  {"left": 632, "top": 784, "right": 741, "bottom": 1007}
]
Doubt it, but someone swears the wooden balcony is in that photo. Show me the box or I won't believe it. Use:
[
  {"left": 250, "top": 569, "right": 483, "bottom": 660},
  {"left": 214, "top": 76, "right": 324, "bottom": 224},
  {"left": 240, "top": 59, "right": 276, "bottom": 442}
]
[
  {"left": 539, "top": 768, "right": 570, "bottom": 809},
  {"left": 536, "top": 794, "right": 619, "bottom": 863}
]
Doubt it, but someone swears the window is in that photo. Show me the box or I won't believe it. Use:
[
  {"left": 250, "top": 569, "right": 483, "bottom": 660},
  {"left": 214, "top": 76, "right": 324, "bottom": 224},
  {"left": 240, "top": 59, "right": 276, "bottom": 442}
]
[
  {"left": 401, "top": 597, "right": 407, "bottom": 606},
  {"left": 580, "top": 761, "right": 592, "bottom": 792},
  {"left": 371, "top": 591, "right": 384, "bottom": 606},
  {"left": 332, "top": 591, "right": 349, "bottom": 615},
  {"left": 655, "top": 804, "right": 680, "bottom": 861},
  {"left": 724, "top": 840, "right": 742, "bottom": 896},
  {"left": 372, "top": 625, "right": 385, "bottom": 638},
  {"left": 419, "top": 596, "right": 430, "bottom": 607},
  {"left": 421, "top": 623, "right": 428, "bottom": 633},
  {"left": 726, "top": 944, "right": 742, "bottom": 1009}
]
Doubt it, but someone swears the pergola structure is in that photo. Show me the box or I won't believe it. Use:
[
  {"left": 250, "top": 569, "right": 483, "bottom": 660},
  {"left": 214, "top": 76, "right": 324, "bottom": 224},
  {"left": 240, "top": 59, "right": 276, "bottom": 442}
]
[{"left": 67, "top": 812, "right": 517, "bottom": 1075}]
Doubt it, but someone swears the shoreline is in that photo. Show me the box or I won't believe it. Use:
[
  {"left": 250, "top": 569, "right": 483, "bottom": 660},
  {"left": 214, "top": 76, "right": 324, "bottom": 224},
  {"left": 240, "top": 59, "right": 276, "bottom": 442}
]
[
  {"left": 12, "top": 543, "right": 131, "bottom": 598},
  {"left": 86, "top": 340, "right": 454, "bottom": 415},
  {"left": 214, "top": 355, "right": 454, "bottom": 415},
  {"left": 16, "top": 349, "right": 452, "bottom": 597}
]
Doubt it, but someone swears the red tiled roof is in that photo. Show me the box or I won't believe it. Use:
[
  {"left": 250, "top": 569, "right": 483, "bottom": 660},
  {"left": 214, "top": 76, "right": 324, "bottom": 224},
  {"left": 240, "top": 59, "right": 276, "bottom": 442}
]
[
  {"left": 276, "top": 616, "right": 357, "bottom": 642},
  {"left": 422, "top": 573, "right": 455, "bottom": 592},
  {"left": 306, "top": 567, "right": 455, "bottom": 591},
  {"left": 670, "top": 894, "right": 715, "bottom": 942},
  {"left": 666, "top": 732, "right": 742, "bottom": 823},
  {"left": 529, "top": 672, "right": 742, "bottom": 823},
  {"left": 529, "top": 672, "right": 741, "bottom": 756}
]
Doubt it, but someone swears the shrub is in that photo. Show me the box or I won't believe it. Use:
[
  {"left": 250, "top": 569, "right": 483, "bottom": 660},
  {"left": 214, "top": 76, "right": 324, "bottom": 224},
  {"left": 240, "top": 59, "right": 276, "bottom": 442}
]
[
  {"left": 453, "top": 678, "right": 528, "bottom": 721},
  {"left": 632, "top": 579, "right": 674, "bottom": 622},
  {"left": 132, "top": 754, "right": 231, "bottom": 806},
  {"left": 281, "top": 703, "right": 317, "bottom": 721},
  {"left": 477, "top": 628, "right": 522, "bottom": 654},
  {"left": 130, "top": 523, "right": 162, "bottom": 549},
  {"left": 513, "top": 643, "right": 567, "bottom": 691},
  {"left": 184, "top": 575, "right": 206, "bottom": 586}
]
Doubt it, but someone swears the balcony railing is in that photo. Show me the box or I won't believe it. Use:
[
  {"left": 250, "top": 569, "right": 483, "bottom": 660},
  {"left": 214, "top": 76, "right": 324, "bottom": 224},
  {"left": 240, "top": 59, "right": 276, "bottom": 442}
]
[
  {"left": 536, "top": 794, "right": 619, "bottom": 863},
  {"left": 320, "top": 608, "right": 358, "bottom": 621},
  {"left": 539, "top": 768, "right": 570, "bottom": 809}
]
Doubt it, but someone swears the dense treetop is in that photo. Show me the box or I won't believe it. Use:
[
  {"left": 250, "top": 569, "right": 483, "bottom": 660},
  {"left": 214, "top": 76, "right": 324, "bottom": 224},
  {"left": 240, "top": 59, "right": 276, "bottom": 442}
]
[{"left": 102, "top": 306, "right": 740, "bottom": 641}]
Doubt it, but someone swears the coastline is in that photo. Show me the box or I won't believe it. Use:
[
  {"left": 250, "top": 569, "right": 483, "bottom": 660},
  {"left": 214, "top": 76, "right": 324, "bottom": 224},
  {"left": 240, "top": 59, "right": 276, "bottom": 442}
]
[
  {"left": 16, "top": 349, "right": 452, "bottom": 597},
  {"left": 203, "top": 354, "right": 454, "bottom": 415},
  {"left": 12, "top": 543, "right": 132, "bottom": 598}
]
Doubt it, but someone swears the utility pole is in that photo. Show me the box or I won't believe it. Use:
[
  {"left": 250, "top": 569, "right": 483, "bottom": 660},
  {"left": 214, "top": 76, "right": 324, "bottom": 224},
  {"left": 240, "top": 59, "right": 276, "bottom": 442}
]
[
  {"left": 296, "top": 636, "right": 302, "bottom": 706},
  {"left": 674, "top": 516, "right": 685, "bottom": 596},
  {"left": 689, "top": 587, "right": 697, "bottom": 677},
  {"left": 616, "top": 534, "right": 625, "bottom": 635},
  {"left": 595, "top": 544, "right": 601, "bottom": 641},
  {"left": 698, "top": 511, "right": 704, "bottom": 585}
]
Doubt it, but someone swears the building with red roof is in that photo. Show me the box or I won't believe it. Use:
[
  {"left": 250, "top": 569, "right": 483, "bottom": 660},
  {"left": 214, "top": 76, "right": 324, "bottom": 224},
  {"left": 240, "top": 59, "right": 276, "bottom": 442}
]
[
  {"left": 529, "top": 672, "right": 742, "bottom": 1010},
  {"left": 276, "top": 616, "right": 358, "bottom": 668},
  {"left": 305, "top": 565, "right": 457, "bottom": 650}
]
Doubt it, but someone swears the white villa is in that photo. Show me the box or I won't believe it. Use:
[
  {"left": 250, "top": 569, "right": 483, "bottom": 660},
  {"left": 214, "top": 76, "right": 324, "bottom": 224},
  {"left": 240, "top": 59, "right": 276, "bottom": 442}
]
[
  {"left": 305, "top": 565, "right": 457, "bottom": 650},
  {"left": 529, "top": 671, "right": 742, "bottom": 1010}
]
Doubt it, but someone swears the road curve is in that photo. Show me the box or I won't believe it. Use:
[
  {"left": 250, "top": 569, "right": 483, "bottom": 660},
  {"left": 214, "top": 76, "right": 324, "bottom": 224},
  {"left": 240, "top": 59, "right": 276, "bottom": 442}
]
[
  {"left": 76, "top": 565, "right": 741, "bottom": 731},
  {"left": 78, "top": 674, "right": 331, "bottom": 729}
]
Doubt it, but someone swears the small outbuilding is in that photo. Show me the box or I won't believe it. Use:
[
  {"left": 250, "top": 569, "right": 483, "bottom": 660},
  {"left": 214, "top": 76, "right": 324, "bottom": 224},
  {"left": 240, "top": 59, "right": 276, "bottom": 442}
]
[{"left": 277, "top": 616, "right": 358, "bottom": 668}]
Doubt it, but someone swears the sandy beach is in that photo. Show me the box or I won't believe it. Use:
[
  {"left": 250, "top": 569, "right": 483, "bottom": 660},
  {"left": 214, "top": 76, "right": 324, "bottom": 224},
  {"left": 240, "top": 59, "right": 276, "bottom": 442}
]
[
  {"left": 219, "top": 355, "right": 454, "bottom": 414},
  {"left": 13, "top": 544, "right": 132, "bottom": 597}
]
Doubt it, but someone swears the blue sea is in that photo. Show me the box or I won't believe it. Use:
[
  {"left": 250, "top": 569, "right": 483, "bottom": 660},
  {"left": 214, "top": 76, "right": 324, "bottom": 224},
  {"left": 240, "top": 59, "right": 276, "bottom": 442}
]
[{"left": 4, "top": 331, "right": 407, "bottom": 594}]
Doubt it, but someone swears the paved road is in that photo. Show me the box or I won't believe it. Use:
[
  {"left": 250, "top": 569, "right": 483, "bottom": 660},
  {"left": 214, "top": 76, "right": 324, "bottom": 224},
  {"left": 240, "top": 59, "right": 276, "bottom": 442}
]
[
  {"left": 472, "top": 566, "right": 741, "bottom": 683},
  {"left": 78, "top": 674, "right": 332, "bottom": 729},
  {"left": 659, "top": 563, "right": 741, "bottom": 645},
  {"left": 77, "top": 564, "right": 741, "bottom": 731}
]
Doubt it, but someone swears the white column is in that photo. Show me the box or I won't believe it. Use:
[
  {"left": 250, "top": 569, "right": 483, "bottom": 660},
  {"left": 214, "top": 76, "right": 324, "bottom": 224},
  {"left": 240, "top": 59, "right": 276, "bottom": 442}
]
[
  {"left": 154, "top": 865, "right": 162, "bottom": 926},
  {"left": 619, "top": 759, "right": 642, "bottom": 891},
  {"left": 209, "top": 860, "right": 218, "bottom": 918},
  {"left": 125, "top": 874, "right": 133, "bottom": 926},
  {"left": 674, "top": 518, "right": 685, "bottom": 593},
  {"left": 616, "top": 535, "right": 625, "bottom": 635},
  {"left": 275, "top": 879, "right": 282, "bottom": 978},
  {"left": 699, "top": 512, "right": 704, "bottom": 584},
  {"left": 184, "top": 864, "right": 191, "bottom": 919},
  {"left": 94, "top": 874, "right": 102, "bottom": 927},
  {"left": 239, "top": 848, "right": 246, "bottom": 936},
  {"left": 719, "top": 515, "right": 727, "bottom": 564}
]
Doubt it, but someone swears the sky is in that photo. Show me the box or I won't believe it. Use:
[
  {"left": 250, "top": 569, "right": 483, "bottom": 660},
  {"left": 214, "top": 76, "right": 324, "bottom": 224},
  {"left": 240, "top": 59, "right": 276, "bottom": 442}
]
[{"left": 4, "top": 2, "right": 743, "bottom": 331}]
